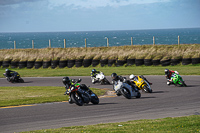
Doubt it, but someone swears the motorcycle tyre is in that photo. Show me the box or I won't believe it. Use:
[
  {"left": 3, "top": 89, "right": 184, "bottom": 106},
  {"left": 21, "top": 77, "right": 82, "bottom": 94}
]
[
  {"left": 144, "top": 80, "right": 153, "bottom": 93},
  {"left": 19, "top": 78, "right": 24, "bottom": 83},
  {"left": 71, "top": 93, "right": 84, "bottom": 106},
  {"left": 121, "top": 88, "right": 131, "bottom": 99},
  {"left": 104, "top": 78, "right": 111, "bottom": 85},
  {"left": 136, "top": 91, "right": 141, "bottom": 98},
  {"left": 91, "top": 93, "right": 99, "bottom": 104},
  {"left": 143, "top": 85, "right": 152, "bottom": 93},
  {"left": 180, "top": 80, "right": 187, "bottom": 87},
  {"left": 100, "top": 80, "right": 104, "bottom": 85}
]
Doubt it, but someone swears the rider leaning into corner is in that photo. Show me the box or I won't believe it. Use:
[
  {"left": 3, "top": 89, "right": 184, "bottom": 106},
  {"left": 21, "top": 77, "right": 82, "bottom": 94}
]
[
  {"left": 62, "top": 76, "right": 90, "bottom": 104},
  {"left": 90, "top": 69, "right": 101, "bottom": 84},
  {"left": 164, "top": 69, "right": 179, "bottom": 85},
  {"left": 129, "top": 74, "right": 152, "bottom": 85},
  {"left": 111, "top": 73, "right": 139, "bottom": 96},
  {"left": 5, "top": 69, "right": 14, "bottom": 82}
]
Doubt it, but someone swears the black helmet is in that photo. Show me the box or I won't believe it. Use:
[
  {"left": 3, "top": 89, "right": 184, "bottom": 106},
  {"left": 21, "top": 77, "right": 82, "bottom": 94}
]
[
  {"left": 92, "top": 69, "right": 96, "bottom": 73},
  {"left": 62, "top": 77, "right": 71, "bottom": 85},
  {"left": 111, "top": 73, "right": 117, "bottom": 80},
  {"left": 165, "top": 69, "right": 169, "bottom": 75},
  {"left": 5, "top": 69, "right": 9, "bottom": 72}
]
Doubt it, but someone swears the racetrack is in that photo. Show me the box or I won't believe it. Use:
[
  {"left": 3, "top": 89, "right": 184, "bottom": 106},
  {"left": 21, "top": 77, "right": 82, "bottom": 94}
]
[{"left": 0, "top": 75, "right": 200, "bottom": 133}]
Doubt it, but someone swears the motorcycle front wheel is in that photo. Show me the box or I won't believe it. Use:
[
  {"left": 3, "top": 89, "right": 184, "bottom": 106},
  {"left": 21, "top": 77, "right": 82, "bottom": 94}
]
[
  {"left": 121, "top": 88, "right": 131, "bottom": 99},
  {"left": 143, "top": 85, "right": 152, "bottom": 93},
  {"left": 71, "top": 93, "right": 84, "bottom": 106}
]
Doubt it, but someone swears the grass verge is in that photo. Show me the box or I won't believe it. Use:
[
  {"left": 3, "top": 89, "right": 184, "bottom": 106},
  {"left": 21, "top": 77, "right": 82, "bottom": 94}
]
[
  {"left": 21, "top": 115, "right": 200, "bottom": 133},
  {"left": 0, "top": 86, "right": 107, "bottom": 107},
  {"left": 0, "top": 64, "right": 200, "bottom": 78}
]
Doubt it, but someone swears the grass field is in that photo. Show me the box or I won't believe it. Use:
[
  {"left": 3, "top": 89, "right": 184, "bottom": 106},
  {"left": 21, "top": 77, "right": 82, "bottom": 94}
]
[
  {"left": 0, "top": 86, "right": 107, "bottom": 107},
  {"left": 21, "top": 115, "right": 200, "bottom": 133},
  {"left": 0, "top": 64, "right": 200, "bottom": 78}
]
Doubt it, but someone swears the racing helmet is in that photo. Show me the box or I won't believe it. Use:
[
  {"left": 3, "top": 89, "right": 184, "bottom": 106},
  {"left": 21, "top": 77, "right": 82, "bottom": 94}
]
[
  {"left": 62, "top": 77, "right": 71, "bottom": 86},
  {"left": 165, "top": 69, "right": 169, "bottom": 75},
  {"left": 174, "top": 71, "right": 179, "bottom": 75},
  {"left": 5, "top": 69, "right": 9, "bottom": 72},
  {"left": 129, "top": 74, "right": 135, "bottom": 80},
  {"left": 111, "top": 73, "right": 117, "bottom": 80},
  {"left": 92, "top": 69, "right": 96, "bottom": 73}
]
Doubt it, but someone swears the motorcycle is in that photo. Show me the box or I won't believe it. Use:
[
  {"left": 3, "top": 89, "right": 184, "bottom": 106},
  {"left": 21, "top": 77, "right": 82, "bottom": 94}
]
[
  {"left": 3, "top": 72, "right": 24, "bottom": 83},
  {"left": 132, "top": 76, "right": 152, "bottom": 93},
  {"left": 66, "top": 81, "right": 99, "bottom": 106},
  {"left": 91, "top": 72, "right": 110, "bottom": 85},
  {"left": 113, "top": 79, "right": 141, "bottom": 99},
  {"left": 170, "top": 73, "right": 187, "bottom": 87}
]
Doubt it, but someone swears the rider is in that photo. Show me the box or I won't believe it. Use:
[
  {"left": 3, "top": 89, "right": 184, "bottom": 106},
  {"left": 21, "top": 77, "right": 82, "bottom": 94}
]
[
  {"left": 5, "top": 69, "right": 15, "bottom": 82},
  {"left": 164, "top": 69, "right": 179, "bottom": 85},
  {"left": 129, "top": 74, "right": 152, "bottom": 85},
  {"left": 63, "top": 76, "right": 89, "bottom": 104},
  {"left": 91, "top": 69, "right": 101, "bottom": 84},
  {"left": 63, "top": 77, "right": 81, "bottom": 104},
  {"left": 111, "top": 73, "right": 124, "bottom": 96}
]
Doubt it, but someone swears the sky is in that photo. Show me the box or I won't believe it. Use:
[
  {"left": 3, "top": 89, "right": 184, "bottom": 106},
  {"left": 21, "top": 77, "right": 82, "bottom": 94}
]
[{"left": 0, "top": 0, "right": 200, "bottom": 32}]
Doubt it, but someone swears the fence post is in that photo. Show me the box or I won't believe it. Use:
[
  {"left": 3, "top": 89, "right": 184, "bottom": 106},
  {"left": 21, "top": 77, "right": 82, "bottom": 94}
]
[
  {"left": 32, "top": 40, "right": 34, "bottom": 49},
  {"left": 49, "top": 39, "right": 51, "bottom": 48},
  {"left": 64, "top": 39, "right": 66, "bottom": 48},
  {"left": 14, "top": 41, "right": 16, "bottom": 49},
  {"left": 107, "top": 38, "right": 109, "bottom": 47},
  {"left": 131, "top": 37, "right": 133, "bottom": 46},
  {"left": 85, "top": 38, "right": 87, "bottom": 48},
  {"left": 153, "top": 36, "right": 155, "bottom": 46},
  {"left": 178, "top": 35, "right": 180, "bottom": 48}
]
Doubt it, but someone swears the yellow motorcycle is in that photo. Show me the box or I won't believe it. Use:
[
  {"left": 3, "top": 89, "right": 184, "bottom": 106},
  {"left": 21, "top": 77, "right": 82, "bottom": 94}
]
[{"left": 132, "top": 76, "right": 152, "bottom": 93}]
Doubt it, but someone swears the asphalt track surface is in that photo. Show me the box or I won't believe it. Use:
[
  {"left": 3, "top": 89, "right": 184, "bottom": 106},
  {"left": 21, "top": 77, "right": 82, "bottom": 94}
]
[{"left": 0, "top": 75, "right": 200, "bottom": 133}]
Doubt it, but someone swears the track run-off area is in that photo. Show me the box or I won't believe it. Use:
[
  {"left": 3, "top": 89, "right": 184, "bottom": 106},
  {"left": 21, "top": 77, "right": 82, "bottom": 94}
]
[{"left": 0, "top": 75, "right": 200, "bottom": 133}]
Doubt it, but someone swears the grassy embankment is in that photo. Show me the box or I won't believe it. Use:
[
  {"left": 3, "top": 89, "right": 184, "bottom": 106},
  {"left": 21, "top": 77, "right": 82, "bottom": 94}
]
[
  {"left": 1, "top": 44, "right": 200, "bottom": 62},
  {"left": 21, "top": 115, "right": 200, "bottom": 133}
]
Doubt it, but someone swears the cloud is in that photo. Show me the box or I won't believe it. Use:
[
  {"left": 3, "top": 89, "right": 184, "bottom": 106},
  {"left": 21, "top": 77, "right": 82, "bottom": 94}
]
[
  {"left": 48, "top": 0, "right": 171, "bottom": 9},
  {"left": 0, "top": 0, "right": 42, "bottom": 6}
]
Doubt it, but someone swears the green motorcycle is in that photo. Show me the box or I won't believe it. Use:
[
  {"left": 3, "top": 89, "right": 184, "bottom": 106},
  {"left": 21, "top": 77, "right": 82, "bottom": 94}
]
[{"left": 170, "top": 73, "right": 187, "bottom": 87}]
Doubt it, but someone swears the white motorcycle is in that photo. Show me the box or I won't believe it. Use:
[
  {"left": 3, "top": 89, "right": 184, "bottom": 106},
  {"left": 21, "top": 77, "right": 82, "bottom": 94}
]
[
  {"left": 91, "top": 72, "right": 110, "bottom": 85},
  {"left": 113, "top": 80, "right": 141, "bottom": 99}
]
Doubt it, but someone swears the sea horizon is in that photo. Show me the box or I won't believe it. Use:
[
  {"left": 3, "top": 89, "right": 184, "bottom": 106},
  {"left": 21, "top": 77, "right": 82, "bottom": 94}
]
[
  {"left": 1, "top": 27, "right": 200, "bottom": 33},
  {"left": 0, "top": 27, "right": 200, "bottom": 49}
]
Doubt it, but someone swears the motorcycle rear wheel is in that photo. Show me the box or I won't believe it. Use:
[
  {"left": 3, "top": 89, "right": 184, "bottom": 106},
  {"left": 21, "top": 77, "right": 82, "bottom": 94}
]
[
  {"left": 121, "top": 88, "right": 131, "bottom": 99},
  {"left": 104, "top": 78, "right": 111, "bottom": 85},
  {"left": 71, "top": 93, "right": 84, "bottom": 106},
  {"left": 19, "top": 78, "right": 24, "bottom": 83},
  {"left": 136, "top": 92, "right": 141, "bottom": 98},
  {"left": 180, "top": 80, "right": 187, "bottom": 87},
  {"left": 91, "top": 93, "right": 99, "bottom": 104}
]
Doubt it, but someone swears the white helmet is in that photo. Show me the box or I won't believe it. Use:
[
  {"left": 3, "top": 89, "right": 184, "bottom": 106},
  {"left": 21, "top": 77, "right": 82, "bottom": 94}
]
[
  {"left": 129, "top": 74, "right": 135, "bottom": 79},
  {"left": 174, "top": 71, "right": 179, "bottom": 75}
]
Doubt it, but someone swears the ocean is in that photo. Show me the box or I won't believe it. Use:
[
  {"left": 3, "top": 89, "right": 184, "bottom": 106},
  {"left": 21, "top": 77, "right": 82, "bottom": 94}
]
[{"left": 0, "top": 28, "right": 200, "bottom": 49}]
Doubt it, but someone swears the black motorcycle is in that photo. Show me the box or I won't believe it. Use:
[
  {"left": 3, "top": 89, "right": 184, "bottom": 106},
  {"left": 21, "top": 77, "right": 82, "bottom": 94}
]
[
  {"left": 65, "top": 81, "right": 99, "bottom": 106},
  {"left": 3, "top": 72, "right": 24, "bottom": 83}
]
